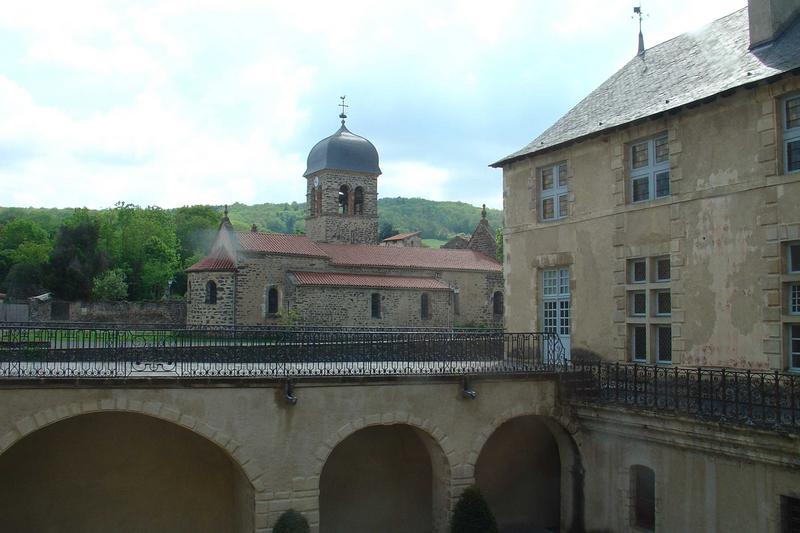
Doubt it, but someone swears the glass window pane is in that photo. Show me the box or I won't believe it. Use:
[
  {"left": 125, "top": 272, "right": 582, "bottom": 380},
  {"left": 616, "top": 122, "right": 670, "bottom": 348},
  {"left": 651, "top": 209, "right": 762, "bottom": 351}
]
[
  {"left": 558, "top": 194, "right": 568, "bottom": 218},
  {"left": 632, "top": 326, "right": 647, "bottom": 361},
  {"left": 632, "top": 292, "right": 646, "bottom": 315},
  {"left": 541, "top": 167, "right": 554, "bottom": 190},
  {"left": 557, "top": 163, "right": 568, "bottom": 187},
  {"left": 543, "top": 270, "right": 558, "bottom": 296},
  {"left": 559, "top": 269, "right": 569, "bottom": 295},
  {"left": 542, "top": 197, "right": 555, "bottom": 220},
  {"left": 657, "top": 326, "right": 672, "bottom": 363},
  {"left": 632, "top": 177, "right": 649, "bottom": 202},
  {"left": 654, "top": 135, "right": 669, "bottom": 163},
  {"left": 788, "top": 140, "right": 800, "bottom": 172},
  {"left": 634, "top": 466, "right": 656, "bottom": 529},
  {"left": 656, "top": 258, "right": 670, "bottom": 281},
  {"left": 543, "top": 300, "right": 558, "bottom": 333},
  {"left": 791, "top": 284, "right": 800, "bottom": 315},
  {"left": 791, "top": 325, "right": 800, "bottom": 369},
  {"left": 632, "top": 142, "right": 649, "bottom": 169},
  {"left": 631, "top": 260, "right": 647, "bottom": 283},
  {"left": 655, "top": 171, "right": 670, "bottom": 197},
  {"left": 559, "top": 300, "right": 570, "bottom": 335},
  {"left": 657, "top": 291, "right": 671, "bottom": 315},
  {"left": 790, "top": 244, "right": 800, "bottom": 273},
  {"left": 787, "top": 97, "right": 800, "bottom": 130}
]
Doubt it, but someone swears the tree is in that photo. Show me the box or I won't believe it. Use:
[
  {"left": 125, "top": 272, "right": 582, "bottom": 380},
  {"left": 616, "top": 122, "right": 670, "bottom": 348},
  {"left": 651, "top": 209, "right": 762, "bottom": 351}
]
[
  {"left": 0, "top": 219, "right": 52, "bottom": 296},
  {"left": 174, "top": 205, "right": 219, "bottom": 261},
  {"left": 91, "top": 269, "right": 128, "bottom": 301},
  {"left": 379, "top": 221, "right": 397, "bottom": 241},
  {"left": 450, "top": 486, "right": 498, "bottom": 533},
  {"left": 45, "top": 209, "right": 107, "bottom": 301}
]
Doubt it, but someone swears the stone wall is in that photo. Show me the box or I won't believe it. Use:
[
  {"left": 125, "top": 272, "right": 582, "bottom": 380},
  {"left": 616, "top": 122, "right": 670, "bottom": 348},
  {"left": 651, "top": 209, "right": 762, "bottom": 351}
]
[
  {"left": 186, "top": 271, "right": 235, "bottom": 326},
  {"left": 305, "top": 171, "right": 379, "bottom": 244},
  {"left": 70, "top": 301, "right": 186, "bottom": 324},
  {"left": 291, "top": 285, "right": 452, "bottom": 327},
  {"left": 502, "top": 75, "right": 800, "bottom": 367}
]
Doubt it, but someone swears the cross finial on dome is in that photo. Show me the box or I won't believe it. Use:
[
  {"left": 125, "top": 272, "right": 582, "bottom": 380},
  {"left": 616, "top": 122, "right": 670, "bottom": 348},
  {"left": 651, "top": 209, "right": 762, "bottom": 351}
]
[{"left": 338, "top": 95, "right": 348, "bottom": 125}]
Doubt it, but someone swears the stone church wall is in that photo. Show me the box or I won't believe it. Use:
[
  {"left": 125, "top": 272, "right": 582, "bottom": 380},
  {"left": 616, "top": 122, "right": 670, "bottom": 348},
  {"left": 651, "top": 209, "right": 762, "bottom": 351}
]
[
  {"left": 186, "top": 272, "right": 235, "bottom": 326},
  {"left": 234, "top": 253, "right": 330, "bottom": 326},
  {"left": 291, "top": 286, "right": 452, "bottom": 327}
]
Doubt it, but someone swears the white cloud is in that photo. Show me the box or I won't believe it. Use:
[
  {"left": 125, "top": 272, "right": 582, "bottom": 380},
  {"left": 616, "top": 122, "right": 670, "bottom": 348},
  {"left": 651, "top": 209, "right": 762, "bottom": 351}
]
[{"left": 379, "top": 160, "right": 451, "bottom": 201}]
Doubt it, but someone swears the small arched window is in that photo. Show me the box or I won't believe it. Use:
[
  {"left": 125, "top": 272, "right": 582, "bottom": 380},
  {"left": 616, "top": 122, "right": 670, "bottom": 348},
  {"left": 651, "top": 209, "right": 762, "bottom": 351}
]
[
  {"left": 371, "top": 293, "right": 381, "bottom": 319},
  {"left": 205, "top": 281, "right": 217, "bottom": 304},
  {"left": 421, "top": 293, "right": 430, "bottom": 320},
  {"left": 631, "top": 465, "right": 655, "bottom": 530},
  {"left": 493, "top": 291, "right": 504, "bottom": 315},
  {"left": 354, "top": 186, "right": 364, "bottom": 215},
  {"left": 310, "top": 186, "right": 318, "bottom": 215},
  {"left": 315, "top": 187, "right": 322, "bottom": 215},
  {"left": 268, "top": 287, "right": 279, "bottom": 314},
  {"left": 338, "top": 185, "right": 350, "bottom": 215}
]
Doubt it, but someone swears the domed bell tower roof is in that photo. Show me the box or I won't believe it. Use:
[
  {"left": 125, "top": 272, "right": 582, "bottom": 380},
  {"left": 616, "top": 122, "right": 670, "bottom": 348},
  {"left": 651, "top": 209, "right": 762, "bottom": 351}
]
[{"left": 303, "top": 97, "right": 381, "bottom": 177}]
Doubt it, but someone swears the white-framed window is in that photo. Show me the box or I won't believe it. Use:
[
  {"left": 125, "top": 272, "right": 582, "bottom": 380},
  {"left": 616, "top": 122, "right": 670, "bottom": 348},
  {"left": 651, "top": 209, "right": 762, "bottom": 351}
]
[
  {"left": 789, "top": 324, "right": 800, "bottom": 371},
  {"left": 790, "top": 284, "right": 800, "bottom": 316},
  {"left": 784, "top": 95, "right": 800, "bottom": 173},
  {"left": 630, "top": 291, "right": 647, "bottom": 316},
  {"left": 539, "top": 162, "right": 568, "bottom": 221},
  {"left": 631, "top": 325, "right": 647, "bottom": 362},
  {"left": 654, "top": 256, "right": 670, "bottom": 282},
  {"left": 629, "top": 258, "right": 647, "bottom": 283},
  {"left": 656, "top": 325, "right": 672, "bottom": 363},
  {"left": 542, "top": 268, "right": 570, "bottom": 349},
  {"left": 654, "top": 290, "right": 671, "bottom": 317},
  {"left": 789, "top": 242, "right": 800, "bottom": 273},
  {"left": 629, "top": 133, "right": 669, "bottom": 203}
]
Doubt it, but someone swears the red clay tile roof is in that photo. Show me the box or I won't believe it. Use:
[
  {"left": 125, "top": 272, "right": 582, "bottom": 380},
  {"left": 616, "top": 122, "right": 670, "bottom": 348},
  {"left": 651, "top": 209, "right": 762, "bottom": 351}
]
[
  {"left": 318, "top": 243, "right": 502, "bottom": 272},
  {"left": 237, "top": 232, "right": 328, "bottom": 257},
  {"left": 382, "top": 231, "right": 421, "bottom": 242},
  {"left": 186, "top": 248, "right": 236, "bottom": 272},
  {"left": 290, "top": 271, "right": 451, "bottom": 290}
]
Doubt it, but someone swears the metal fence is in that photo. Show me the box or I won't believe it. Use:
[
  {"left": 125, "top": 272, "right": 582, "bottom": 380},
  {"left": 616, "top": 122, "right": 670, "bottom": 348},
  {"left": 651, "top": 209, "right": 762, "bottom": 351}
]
[
  {"left": 567, "top": 361, "right": 800, "bottom": 431},
  {"left": 0, "top": 324, "right": 566, "bottom": 379}
]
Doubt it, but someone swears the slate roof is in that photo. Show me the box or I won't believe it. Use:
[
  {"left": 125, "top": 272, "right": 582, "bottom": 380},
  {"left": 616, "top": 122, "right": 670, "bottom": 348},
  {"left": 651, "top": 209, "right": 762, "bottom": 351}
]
[
  {"left": 304, "top": 123, "right": 382, "bottom": 177},
  {"left": 289, "top": 271, "right": 451, "bottom": 290},
  {"left": 236, "top": 232, "right": 328, "bottom": 258},
  {"left": 318, "top": 243, "right": 502, "bottom": 272},
  {"left": 493, "top": 7, "right": 800, "bottom": 166},
  {"left": 382, "top": 231, "right": 421, "bottom": 242},
  {"left": 186, "top": 248, "right": 236, "bottom": 272}
]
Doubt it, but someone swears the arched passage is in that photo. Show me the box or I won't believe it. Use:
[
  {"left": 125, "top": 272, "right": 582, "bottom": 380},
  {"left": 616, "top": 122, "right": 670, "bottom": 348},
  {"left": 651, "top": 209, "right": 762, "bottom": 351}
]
[
  {"left": 475, "top": 415, "right": 582, "bottom": 533},
  {"left": 319, "top": 424, "right": 449, "bottom": 533},
  {"left": 0, "top": 411, "right": 254, "bottom": 533}
]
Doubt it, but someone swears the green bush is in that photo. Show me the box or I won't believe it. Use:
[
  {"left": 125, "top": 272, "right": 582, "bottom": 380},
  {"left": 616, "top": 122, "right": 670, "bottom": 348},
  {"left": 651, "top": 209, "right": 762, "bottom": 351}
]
[
  {"left": 273, "top": 509, "right": 309, "bottom": 533},
  {"left": 450, "top": 485, "right": 498, "bottom": 533}
]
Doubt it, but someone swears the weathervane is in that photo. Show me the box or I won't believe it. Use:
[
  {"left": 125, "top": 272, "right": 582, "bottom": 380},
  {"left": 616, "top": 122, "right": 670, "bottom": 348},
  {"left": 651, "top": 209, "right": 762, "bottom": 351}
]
[
  {"left": 339, "top": 95, "right": 348, "bottom": 124},
  {"left": 633, "top": 4, "right": 646, "bottom": 55}
]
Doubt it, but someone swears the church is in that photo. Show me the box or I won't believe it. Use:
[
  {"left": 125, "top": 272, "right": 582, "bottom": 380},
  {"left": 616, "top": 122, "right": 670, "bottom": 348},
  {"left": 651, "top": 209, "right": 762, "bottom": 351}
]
[{"left": 186, "top": 111, "right": 503, "bottom": 328}]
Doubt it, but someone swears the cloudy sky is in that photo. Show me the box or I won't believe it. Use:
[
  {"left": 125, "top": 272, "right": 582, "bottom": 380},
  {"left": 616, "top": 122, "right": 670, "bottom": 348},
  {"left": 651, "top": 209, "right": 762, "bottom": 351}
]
[{"left": 1, "top": 0, "right": 745, "bottom": 210}]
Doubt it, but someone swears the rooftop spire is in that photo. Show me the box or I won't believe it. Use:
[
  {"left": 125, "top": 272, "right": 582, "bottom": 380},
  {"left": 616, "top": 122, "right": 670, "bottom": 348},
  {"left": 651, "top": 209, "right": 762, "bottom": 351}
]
[
  {"left": 634, "top": 5, "right": 645, "bottom": 55},
  {"left": 481, "top": 204, "right": 487, "bottom": 220},
  {"left": 338, "top": 95, "right": 348, "bottom": 125}
]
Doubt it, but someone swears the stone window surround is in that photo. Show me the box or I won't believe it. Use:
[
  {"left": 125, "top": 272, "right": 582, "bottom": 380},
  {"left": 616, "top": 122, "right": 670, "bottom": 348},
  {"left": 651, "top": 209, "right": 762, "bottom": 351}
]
[
  {"left": 537, "top": 161, "right": 569, "bottom": 221},
  {"left": 527, "top": 157, "right": 575, "bottom": 225},
  {"left": 531, "top": 253, "right": 574, "bottom": 334},
  {"left": 628, "top": 133, "right": 670, "bottom": 204},
  {"left": 782, "top": 93, "right": 800, "bottom": 174}
]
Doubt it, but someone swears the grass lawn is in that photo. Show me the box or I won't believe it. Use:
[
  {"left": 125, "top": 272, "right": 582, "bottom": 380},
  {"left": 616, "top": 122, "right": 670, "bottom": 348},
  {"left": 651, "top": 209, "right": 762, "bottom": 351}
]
[{"left": 422, "top": 239, "right": 446, "bottom": 249}]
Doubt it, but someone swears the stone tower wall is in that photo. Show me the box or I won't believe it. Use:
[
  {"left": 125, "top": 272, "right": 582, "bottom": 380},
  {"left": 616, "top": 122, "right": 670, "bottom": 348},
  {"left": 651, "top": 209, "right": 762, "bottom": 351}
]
[{"left": 305, "top": 170, "right": 379, "bottom": 244}]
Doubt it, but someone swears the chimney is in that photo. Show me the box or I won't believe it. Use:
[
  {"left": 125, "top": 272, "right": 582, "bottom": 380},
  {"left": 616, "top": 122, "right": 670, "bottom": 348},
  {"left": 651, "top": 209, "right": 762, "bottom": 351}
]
[
  {"left": 250, "top": 224, "right": 258, "bottom": 232},
  {"left": 748, "top": 0, "right": 800, "bottom": 48}
]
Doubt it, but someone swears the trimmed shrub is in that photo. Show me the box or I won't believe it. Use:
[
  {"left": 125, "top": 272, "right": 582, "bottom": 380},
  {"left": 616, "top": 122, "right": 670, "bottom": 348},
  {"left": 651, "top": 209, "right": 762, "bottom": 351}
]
[
  {"left": 450, "top": 485, "right": 498, "bottom": 533},
  {"left": 273, "top": 509, "right": 310, "bottom": 533}
]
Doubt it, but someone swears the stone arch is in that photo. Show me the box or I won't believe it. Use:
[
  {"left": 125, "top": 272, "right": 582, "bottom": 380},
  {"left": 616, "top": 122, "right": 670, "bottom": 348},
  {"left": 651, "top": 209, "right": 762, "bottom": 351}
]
[
  {"left": 0, "top": 399, "right": 266, "bottom": 492},
  {"left": 465, "top": 406, "right": 584, "bottom": 532},
  {"left": 312, "top": 413, "right": 454, "bottom": 533}
]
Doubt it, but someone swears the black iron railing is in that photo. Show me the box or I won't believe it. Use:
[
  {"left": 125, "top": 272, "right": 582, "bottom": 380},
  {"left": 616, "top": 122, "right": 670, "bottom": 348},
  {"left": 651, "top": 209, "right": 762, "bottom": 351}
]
[
  {"left": 0, "top": 324, "right": 566, "bottom": 379},
  {"left": 567, "top": 361, "right": 800, "bottom": 431}
]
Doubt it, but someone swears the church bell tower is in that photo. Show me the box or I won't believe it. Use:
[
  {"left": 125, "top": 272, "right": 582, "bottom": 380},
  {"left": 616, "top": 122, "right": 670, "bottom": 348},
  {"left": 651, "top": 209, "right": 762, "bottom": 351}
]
[{"left": 303, "top": 98, "right": 381, "bottom": 245}]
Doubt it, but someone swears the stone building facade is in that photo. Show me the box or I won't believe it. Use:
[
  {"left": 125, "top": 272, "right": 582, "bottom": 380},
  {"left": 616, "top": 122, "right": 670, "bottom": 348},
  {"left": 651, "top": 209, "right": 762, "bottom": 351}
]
[
  {"left": 493, "top": 1, "right": 800, "bottom": 531},
  {"left": 494, "top": 2, "right": 800, "bottom": 369},
  {"left": 187, "top": 119, "right": 503, "bottom": 328}
]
